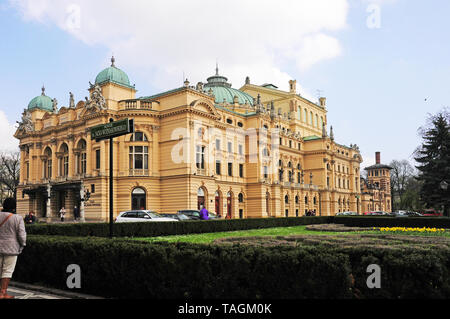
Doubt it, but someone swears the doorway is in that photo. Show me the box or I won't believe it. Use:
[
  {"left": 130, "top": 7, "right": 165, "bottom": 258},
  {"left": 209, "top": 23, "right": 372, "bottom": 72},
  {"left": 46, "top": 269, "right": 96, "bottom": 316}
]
[{"left": 132, "top": 187, "right": 147, "bottom": 210}]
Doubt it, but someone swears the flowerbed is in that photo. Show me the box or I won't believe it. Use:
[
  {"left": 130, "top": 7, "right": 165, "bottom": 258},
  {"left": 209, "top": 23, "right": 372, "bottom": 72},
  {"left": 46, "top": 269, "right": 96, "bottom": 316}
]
[{"left": 375, "top": 227, "right": 447, "bottom": 234}]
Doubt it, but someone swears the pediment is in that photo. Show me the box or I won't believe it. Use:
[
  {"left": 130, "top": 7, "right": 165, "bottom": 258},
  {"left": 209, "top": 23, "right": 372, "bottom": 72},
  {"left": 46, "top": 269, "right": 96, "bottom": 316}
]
[{"left": 190, "top": 99, "right": 220, "bottom": 118}]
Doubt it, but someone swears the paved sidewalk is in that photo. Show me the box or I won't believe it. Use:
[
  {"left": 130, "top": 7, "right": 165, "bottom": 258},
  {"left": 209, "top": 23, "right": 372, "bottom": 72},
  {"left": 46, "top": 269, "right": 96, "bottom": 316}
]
[{"left": 7, "top": 282, "right": 103, "bottom": 300}]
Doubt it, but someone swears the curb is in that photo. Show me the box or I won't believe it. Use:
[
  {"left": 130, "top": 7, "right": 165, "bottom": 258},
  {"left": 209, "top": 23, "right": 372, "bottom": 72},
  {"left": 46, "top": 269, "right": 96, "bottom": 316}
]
[{"left": 9, "top": 281, "right": 105, "bottom": 299}]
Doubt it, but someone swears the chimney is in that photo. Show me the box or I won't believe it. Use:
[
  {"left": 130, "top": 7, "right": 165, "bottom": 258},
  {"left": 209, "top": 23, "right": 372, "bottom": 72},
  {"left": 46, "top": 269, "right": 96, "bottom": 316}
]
[{"left": 376, "top": 152, "right": 381, "bottom": 164}]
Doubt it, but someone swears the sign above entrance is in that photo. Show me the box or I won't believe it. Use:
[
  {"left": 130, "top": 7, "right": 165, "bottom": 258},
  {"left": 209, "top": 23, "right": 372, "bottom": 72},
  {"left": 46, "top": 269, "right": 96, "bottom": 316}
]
[{"left": 90, "top": 118, "right": 134, "bottom": 142}]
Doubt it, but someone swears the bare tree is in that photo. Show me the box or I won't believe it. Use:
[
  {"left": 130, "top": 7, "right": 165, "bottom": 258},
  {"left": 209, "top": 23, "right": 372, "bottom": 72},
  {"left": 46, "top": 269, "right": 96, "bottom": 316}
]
[
  {"left": 0, "top": 152, "right": 20, "bottom": 200},
  {"left": 390, "top": 159, "right": 418, "bottom": 211}
]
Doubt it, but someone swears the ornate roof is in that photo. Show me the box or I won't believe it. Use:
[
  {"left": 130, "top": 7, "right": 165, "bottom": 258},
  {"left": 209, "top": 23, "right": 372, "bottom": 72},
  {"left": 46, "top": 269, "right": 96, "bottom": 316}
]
[
  {"left": 28, "top": 86, "right": 53, "bottom": 112},
  {"left": 95, "top": 56, "right": 134, "bottom": 89},
  {"left": 203, "top": 66, "right": 254, "bottom": 106}
]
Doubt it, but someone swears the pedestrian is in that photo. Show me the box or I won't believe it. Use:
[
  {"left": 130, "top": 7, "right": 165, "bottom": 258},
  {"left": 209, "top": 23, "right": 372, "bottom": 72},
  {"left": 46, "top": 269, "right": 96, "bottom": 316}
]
[
  {"left": 59, "top": 207, "right": 66, "bottom": 222},
  {"left": 0, "top": 198, "right": 27, "bottom": 299},
  {"left": 200, "top": 206, "right": 210, "bottom": 221},
  {"left": 73, "top": 206, "right": 80, "bottom": 221},
  {"left": 24, "top": 211, "right": 36, "bottom": 224}
]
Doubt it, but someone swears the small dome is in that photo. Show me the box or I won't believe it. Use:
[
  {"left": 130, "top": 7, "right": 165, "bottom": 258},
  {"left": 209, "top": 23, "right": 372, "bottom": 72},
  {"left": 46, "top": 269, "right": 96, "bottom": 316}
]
[
  {"left": 204, "top": 67, "right": 254, "bottom": 105},
  {"left": 95, "top": 56, "right": 132, "bottom": 88},
  {"left": 28, "top": 86, "right": 53, "bottom": 112}
]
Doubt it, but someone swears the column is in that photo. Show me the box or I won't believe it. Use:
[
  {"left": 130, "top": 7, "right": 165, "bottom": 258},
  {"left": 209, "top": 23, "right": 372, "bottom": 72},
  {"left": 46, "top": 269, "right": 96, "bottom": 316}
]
[
  {"left": 46, "top": 183, "right": 52, "bottom": 219},
  {"left": 79, "top": 183, "right": 85, "bottom": 222}
]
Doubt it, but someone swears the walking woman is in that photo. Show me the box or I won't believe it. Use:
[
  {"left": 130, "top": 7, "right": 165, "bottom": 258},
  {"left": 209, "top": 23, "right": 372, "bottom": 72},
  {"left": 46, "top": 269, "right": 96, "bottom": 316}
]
[{"left": 0, "top": 198, "right": 27, "bottom": 299}]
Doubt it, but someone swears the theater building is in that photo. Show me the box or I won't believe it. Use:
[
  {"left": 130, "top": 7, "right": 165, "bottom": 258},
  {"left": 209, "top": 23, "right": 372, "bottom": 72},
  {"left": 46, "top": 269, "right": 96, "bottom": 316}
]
[{"left": 15, "top": 58, "right": 365, "bottom": 221}]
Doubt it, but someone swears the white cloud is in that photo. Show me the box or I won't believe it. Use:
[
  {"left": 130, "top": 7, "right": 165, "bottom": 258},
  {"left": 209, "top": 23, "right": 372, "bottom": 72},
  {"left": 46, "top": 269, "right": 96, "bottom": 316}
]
[
  {"left": 0, "top": 111, "right": 19, "bottom": 153},
  {"left": 9, "top": 0, "right": 349, "bottom": 95}
]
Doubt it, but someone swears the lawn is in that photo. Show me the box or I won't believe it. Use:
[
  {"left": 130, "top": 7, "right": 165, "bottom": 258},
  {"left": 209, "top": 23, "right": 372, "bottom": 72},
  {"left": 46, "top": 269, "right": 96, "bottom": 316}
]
[{"left": 134, "top": 225, "right": 450, "bottom": 244}]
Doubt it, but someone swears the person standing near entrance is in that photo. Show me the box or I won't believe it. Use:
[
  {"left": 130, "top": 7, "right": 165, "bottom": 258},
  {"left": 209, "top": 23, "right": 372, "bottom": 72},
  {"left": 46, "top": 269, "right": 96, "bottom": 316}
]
[
  {"left": 59, "top": 207, "right": 66, "bottom": 222},
  {"left": 0, "top": 198, "right": 27, "bottom": 299},
  {"left": 73, "top": 206, "right": 80, "bottom": 222}
]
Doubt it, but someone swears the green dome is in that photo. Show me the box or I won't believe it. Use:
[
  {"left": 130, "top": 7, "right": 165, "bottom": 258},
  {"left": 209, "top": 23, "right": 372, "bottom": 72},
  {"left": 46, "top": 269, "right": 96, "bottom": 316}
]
[
  {"left": 95, "top": 57, "right": 133, "bottom": 88},
  {"left": 204, "top": 68, "right": 254, "bottom": 106},
  {"left": 28, "top": 87, "right": 53, "bottom": 112}
]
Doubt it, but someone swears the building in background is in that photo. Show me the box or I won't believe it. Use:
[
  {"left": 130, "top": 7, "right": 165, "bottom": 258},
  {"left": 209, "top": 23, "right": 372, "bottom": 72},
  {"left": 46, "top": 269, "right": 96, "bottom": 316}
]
[
  {"left": 14, "top": 58, "right": 364, "bottom": 221},
  {"left": 360, "top": 152, "right": 393, "bottom": 213}
]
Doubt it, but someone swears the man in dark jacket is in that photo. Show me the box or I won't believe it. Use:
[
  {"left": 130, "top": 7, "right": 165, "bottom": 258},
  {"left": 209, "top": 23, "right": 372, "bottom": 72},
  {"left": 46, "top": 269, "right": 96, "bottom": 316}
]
[{"left": 0, "top": 198, "right": 27, "bottom": 299}]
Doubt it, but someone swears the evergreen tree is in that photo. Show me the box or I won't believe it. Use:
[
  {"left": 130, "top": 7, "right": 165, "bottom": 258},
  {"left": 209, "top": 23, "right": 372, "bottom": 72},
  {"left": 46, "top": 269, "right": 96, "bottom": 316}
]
[{"left": 414, "top": 109, "right": 450, "bottom": 216}]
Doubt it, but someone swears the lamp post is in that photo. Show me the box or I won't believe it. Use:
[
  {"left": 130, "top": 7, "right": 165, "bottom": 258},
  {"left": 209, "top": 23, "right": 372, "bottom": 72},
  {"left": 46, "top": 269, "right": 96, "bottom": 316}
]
[{"left": 440, "top": 180, "right": 448, "bottom": 217}]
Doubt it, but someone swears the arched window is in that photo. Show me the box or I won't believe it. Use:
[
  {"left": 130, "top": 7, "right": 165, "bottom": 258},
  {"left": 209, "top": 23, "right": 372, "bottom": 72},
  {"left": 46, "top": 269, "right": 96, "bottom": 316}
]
[
  {"left": 297, "top": 106, "right": 301, "bottom": 121},
  {"left": 295, "top": 196, "right": 299, "bottom": 204},
  {"left": 285, "top": 195, "right": 289, "bottom": 204},
  {"left": 238, "top": 193, "right": 244, "bottom": 203},
  {"left": 304, "top": 109, "right": 308, "bottom": 123},
  {"left": 132, "top": 187, "right": 146, "bottom": 210},
  {"left": 315, "top": 114, "right": 319, "bottom": 128},
  {"left": 130, "top": 132, "right": 148, "bottom": 142},
  {"left": 309, "top": 112, "right": 313, "bottom": 125}
]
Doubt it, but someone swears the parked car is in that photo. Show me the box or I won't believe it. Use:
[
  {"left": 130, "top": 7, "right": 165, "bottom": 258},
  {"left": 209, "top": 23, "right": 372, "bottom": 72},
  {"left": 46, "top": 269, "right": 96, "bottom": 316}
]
[
  {"left": 115, "top": 210, "right": 179, "bottom": 223},
  {"left": 422, "top": 210, "right": 443, "bottom": 217},
  {"left": 336, "top": 212, "right": 358, "bottom": 216},
  {"left": 364, "top": 211, "right": 388, "bottom": 216},
  {"left": 159, "top": 213, "right": 191, "bottom": 221},
  {"left": 177, "top": 210, "right": 219, "bottom": 220},
  {"left": 404, "top": 211, "right": 423, "bottom": 217}
]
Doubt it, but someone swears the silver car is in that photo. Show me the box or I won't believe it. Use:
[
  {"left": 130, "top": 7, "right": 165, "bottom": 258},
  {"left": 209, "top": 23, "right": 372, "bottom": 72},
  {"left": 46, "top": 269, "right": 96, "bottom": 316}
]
[{"left": 115, "top": 210, "right": 179, "bottom": 223}]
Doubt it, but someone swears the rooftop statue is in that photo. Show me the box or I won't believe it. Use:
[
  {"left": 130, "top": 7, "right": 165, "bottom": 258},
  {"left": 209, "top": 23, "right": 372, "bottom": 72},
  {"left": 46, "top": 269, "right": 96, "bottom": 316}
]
[
  {"left": 52, "top": 98, "right": 58, "bottom": 113},
  {"left": 17, "top": 109, "right": 34, "bottom": 133},
  {"left": 69, "top": 92, "right": 75, "bottom": 108},
  {"left": 85, "top": 84, "right": 107, "bottom": 111}
]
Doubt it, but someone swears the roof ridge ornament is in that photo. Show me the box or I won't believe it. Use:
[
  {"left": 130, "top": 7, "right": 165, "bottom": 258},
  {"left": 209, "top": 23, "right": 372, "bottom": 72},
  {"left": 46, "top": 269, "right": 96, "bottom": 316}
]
[
  {"left": 111, "top": 55, "right": 116, "bottom": 67},
  {"left": 41, "top": 85, "right": 46, "bottom": 96}
]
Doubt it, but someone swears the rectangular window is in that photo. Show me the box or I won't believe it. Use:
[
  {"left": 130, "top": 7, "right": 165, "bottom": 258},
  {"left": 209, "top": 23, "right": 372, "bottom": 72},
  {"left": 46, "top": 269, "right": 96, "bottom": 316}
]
[
  {"left": 96, "top": 150, "right": 101, "bottom": 169},
  {"left": 239, "top": 164, "right": 244, "bottom": 178},
  {"left": 216, "top": 139, "right": 221, "bottom": 151},
  {"left": 264, "top": 166, "right": 268, "bottom": 179},
  {"left": 47, "top": 160, "right": 52, "bottom": 179},
  {"left": 91, "top": 184, "right": 95, "bottom": 194},
  {"left": 289, "top": 140, "right": 292, "bottom": 148},
  {"left": 228, "top": 142, "right": 232, "bottom": 153},
  {"left": 228, "top": 163, "right": 233, "bottom": 176},
  {"left": 239, "top": 144, "right": 243, "bottom": 155},
  {"left": 196, "top": 146, "right": 205, "bottom": 169},
  {"left": 80, "top": 153, "right": 87, "bottom": 174},
  {"left": 63, "top": 156, "right": 69, "bottom": 176},
  {"left": 216, "top": 161, "right": 221, "bottom": 175}
]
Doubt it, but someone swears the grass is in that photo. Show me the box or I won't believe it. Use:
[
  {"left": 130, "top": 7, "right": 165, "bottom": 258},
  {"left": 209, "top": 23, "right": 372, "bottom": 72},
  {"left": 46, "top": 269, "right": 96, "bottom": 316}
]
[
  {"left": 134, "top": 225, "right": 366, "bottom": 244},
  {"left": 134, "top": 225, "right": 450, "bottom": 244}
]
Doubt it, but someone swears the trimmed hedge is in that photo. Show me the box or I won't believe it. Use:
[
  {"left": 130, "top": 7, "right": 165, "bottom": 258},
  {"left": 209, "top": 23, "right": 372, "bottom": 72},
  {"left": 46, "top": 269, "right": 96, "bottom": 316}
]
[
  {"left": 25, "top": 217, "right": 334, "bottom": 238},
  {"left": 335, "top": 216, "right": 450, "bottom": 229},
  {"left": 14, "top": 235, "right": 352, "bottom": 299},
  {"left": 14, "top": 235, "right": 450, "bottom": 299}
]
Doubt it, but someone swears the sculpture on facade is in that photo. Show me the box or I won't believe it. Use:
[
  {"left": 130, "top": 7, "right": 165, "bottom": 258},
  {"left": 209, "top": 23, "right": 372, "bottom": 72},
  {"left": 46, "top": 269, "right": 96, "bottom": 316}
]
[
  {"left": 85, "top": 84, "right": 107, "bottom": 111},
  {"left": 69, "top": 92, "right": 75, "bottom": 108},
  {"left": 52, "top": 98, "right": 58, "bottom": 113},
  {"left": 16, "top": 109, "right": 34, "bottom": 133}
]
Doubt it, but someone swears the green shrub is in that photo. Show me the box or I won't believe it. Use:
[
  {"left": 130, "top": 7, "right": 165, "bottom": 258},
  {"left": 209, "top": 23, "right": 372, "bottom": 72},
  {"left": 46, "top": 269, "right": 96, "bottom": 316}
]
[
  {"left": 26, "top": 217, "right": 334, "bottom": 238},
  {"left": 335, "top": 216, "right": 450, "bottom": 229},
  {"left": 14, "top": 235, "right": 351, "bottom": 299}
]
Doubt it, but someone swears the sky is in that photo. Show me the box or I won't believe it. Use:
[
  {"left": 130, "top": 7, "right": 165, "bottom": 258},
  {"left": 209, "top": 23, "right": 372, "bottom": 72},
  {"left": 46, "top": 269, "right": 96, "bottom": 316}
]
[{"left": 0, "top": 0, "right": 449, "bottom": 168}]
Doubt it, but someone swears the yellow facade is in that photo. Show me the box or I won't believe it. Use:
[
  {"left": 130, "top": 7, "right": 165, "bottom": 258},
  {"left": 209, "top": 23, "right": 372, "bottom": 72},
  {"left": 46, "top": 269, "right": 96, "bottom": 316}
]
[{"left": 15, "top": 60, "right": 374, "bottom": 222}]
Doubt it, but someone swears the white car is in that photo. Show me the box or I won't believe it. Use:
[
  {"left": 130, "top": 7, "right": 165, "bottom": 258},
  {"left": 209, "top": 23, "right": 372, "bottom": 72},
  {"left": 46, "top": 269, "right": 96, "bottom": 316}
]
[{"left": 115, "top": 210, "right": 179, "bottom": 223}]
